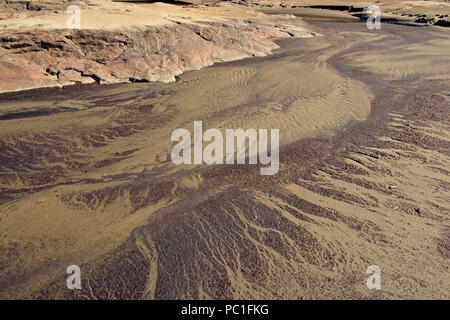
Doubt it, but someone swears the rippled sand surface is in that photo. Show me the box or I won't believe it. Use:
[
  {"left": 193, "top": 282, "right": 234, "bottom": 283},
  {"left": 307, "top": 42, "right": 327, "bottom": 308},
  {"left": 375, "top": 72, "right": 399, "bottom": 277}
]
[{"left": 0, "top": 17, "right": 449, "bottom": 299}]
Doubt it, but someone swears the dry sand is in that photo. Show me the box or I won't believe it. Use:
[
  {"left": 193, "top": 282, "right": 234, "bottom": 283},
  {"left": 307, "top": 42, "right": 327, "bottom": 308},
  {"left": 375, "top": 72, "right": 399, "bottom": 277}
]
[
  {"left": 0, "top": 1, "right": 265, "bottom": 30},
  {"left": 0, "top": 4, "right": 449, "bottom": 299}
]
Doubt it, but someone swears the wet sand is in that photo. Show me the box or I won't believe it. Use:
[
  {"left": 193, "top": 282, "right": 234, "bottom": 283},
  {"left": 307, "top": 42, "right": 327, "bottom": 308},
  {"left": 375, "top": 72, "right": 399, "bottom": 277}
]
[{"left": 0, "top": 14, "right": 449, "bottom": 299}]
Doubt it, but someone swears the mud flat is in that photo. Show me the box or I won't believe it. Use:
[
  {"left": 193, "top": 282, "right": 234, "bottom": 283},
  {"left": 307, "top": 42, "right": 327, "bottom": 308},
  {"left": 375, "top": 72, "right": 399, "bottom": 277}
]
[{"left": 0, "top": 10, "right": 449, "bottom": 299}]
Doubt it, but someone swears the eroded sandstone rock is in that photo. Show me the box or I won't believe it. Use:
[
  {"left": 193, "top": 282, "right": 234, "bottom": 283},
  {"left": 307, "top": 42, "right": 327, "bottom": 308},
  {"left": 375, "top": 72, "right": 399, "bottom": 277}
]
[{"left": 0, "top": 16, "right": 313, "bottom": 93}]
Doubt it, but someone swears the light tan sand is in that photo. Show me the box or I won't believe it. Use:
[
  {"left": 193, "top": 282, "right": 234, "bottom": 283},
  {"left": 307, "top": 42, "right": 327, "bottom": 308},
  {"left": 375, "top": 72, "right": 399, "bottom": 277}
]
[
  {"left": 0, "top": 1, "right": 268, "bottom": 31},
  {"left": 342, "top": 38, "right": 450, "bottom": 80}
]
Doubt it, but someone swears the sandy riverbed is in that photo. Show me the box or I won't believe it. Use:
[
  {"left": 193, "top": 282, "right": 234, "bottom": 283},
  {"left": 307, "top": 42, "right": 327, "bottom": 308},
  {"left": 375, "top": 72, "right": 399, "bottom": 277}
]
[{"left": 0, "top": 7, "right": 448, "bottom": 299}]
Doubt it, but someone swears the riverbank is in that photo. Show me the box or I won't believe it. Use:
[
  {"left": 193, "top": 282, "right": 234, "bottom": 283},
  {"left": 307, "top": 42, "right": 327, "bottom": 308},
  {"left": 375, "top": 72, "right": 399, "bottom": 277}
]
[
  {"left": 0, "top": 0, "right": 314, "bottom": 94},
  {"left": 247, "top": 0, "right": 450, "bottom": 26},
  {"left": 1, "top": 1, "right": 449, "bottom": 95}
]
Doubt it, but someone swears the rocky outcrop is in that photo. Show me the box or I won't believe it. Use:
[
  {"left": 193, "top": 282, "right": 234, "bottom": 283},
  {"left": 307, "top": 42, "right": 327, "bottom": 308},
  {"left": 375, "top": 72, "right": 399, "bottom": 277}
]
[
  {"left": 0, "top": 0, "right": 88, "bottom": 11},
  {"left": 0, "top": 16, "right": 313, "bottom": 93}
]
